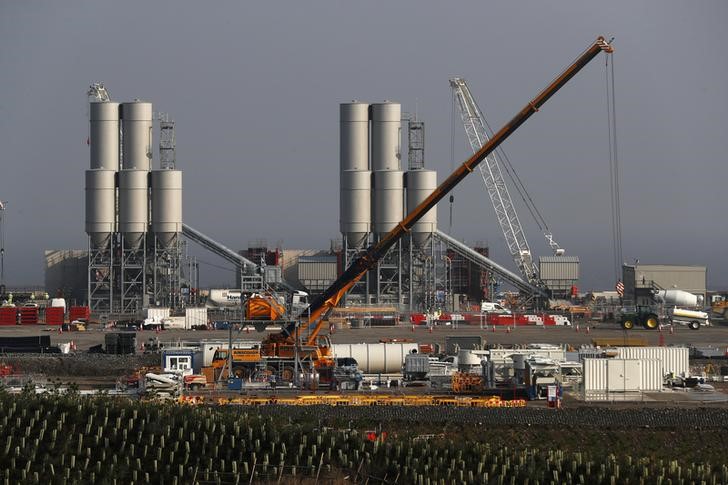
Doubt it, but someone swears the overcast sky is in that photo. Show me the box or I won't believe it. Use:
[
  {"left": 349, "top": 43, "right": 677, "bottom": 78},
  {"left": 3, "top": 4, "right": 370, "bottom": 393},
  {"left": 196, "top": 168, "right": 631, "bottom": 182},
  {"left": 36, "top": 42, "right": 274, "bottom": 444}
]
[{"left": 0, "top": 1, "right": 726, "bottom": 290}]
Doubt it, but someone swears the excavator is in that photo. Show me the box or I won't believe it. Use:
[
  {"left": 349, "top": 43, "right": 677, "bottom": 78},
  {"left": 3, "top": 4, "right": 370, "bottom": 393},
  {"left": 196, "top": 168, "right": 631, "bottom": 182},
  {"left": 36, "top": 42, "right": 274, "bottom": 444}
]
[{"left": 235, "top": 37, "right": 614, "bottom": 386}]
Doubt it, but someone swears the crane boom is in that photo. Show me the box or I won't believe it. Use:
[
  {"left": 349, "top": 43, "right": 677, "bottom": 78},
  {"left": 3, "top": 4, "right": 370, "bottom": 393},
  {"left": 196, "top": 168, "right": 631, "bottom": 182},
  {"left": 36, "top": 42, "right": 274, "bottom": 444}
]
[
  {"left": 450, "top": 78, "right": 541, "bottom": 285},
  {"left": 271, "top": 36, "right": 613, "bottom": 346}
]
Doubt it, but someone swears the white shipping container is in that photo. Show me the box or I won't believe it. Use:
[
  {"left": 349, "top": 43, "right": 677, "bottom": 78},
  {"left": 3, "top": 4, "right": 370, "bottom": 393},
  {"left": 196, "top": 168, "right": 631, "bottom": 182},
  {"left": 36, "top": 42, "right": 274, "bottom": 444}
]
[
  {"left": 185, "top": 307, "right": 208, "bottom": 329},
  {"left": 616, "top": 347, "right": 689, "bottom": 377},
  {"left": 584, "top": 358, "right": 663, "bottom": 393}
]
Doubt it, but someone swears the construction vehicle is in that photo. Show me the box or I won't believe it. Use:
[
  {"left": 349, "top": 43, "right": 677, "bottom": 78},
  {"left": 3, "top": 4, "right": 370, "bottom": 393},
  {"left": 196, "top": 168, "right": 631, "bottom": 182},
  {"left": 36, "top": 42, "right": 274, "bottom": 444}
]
[
  {"left": 237, "top": 36, "right": 615, "bottom": 388},
  {"left": 619, "top": 306, "right": 660, "bottom": 330}
]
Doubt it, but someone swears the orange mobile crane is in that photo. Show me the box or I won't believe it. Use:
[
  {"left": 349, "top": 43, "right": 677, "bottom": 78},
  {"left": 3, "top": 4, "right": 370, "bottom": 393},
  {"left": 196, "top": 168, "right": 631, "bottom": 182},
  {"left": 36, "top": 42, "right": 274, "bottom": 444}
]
[{"left": 256, "top": 36, "right": 614, "bottom": 386}]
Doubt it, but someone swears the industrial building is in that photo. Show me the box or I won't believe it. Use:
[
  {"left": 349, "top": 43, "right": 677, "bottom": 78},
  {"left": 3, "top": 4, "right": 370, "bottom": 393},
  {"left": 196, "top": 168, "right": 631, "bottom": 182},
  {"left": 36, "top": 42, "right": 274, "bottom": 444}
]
[{"left": 622, "top": 264, "right": 707, "bottom": 306}]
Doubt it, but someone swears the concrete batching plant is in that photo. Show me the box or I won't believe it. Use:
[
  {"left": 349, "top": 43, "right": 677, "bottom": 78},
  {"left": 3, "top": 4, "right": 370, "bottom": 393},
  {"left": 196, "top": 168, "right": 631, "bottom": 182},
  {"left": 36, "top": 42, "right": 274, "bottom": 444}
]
[{"left": 86, "top": 87, "right": 194, "bottom": 317}]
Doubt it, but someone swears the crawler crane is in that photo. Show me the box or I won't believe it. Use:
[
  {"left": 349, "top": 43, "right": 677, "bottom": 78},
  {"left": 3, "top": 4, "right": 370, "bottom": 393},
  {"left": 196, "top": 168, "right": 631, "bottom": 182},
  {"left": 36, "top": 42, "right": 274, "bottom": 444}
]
[{"left": 258, "top": 37, "right": 614, "bottom": 385}]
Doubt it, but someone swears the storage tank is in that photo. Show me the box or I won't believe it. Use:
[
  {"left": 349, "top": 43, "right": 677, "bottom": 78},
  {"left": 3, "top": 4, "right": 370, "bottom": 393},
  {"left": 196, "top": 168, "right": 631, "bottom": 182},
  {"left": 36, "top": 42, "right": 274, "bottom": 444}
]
[
  {"left": 370, "top": 102, "right": 401, "bottom": 171},
  {"left": 89, "top": 102, "right": 120, "bottom": 170},
  {"left": 118, "top": 169, "right": 148, "bottom": 249},
  {"left": 339, "top": 102, "right": 369, "bottom": 172},
  {"left": 331, "top": 342, "right": 417, "bottom": 374},
  {"left": 340, "top": 170, "right": 371, "bottom": 247},
  {"left": 372, "top": 170, "right": 404, "bottom": 236},
  {"left": 85, "top": 169, "right": 116, "bottom": 247},
  {"left": 120, "top": 101, "right": 153, "bottom": 170},
  {"left": 405, "top": 169, "right": 437, "bottom": 246},
  {"left": 151, "top": 170, "right": 182, "bottom": 247}
]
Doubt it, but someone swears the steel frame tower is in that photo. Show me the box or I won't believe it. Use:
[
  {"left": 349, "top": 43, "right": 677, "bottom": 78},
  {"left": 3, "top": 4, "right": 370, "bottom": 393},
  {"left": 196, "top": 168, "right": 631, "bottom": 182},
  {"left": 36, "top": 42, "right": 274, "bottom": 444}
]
[{"left": 87, "top": 237, "right": 114, "bottom": 314}]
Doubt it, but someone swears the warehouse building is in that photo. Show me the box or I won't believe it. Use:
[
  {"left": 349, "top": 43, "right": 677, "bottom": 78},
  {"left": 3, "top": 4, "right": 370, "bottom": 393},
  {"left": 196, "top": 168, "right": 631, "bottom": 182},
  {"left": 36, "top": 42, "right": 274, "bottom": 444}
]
[{"left": 622, "top": 264, "right": 706, "bottom": 306}]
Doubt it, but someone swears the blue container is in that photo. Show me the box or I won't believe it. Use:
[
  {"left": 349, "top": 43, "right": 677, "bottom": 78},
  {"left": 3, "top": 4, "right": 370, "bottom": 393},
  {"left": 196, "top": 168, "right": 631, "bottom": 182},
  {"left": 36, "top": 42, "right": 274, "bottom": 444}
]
[
  {"left": 228, "top": 378, "right": 243, "bottom": 391},
  {"left": 214, "top": 321, "right": 230, "bottom": 330}
]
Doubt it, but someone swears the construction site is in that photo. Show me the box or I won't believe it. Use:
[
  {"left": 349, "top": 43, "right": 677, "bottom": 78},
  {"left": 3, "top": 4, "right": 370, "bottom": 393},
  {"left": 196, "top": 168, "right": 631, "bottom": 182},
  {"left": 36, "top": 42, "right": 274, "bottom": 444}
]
[{"left": 0, "top": 2, "right": 727, "bottom": 482}]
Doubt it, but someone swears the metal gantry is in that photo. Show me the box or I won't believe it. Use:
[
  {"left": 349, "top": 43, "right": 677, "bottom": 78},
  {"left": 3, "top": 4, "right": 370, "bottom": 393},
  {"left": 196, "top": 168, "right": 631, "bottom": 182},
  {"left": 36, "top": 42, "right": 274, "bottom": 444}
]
[{"left": 450, "top": 78, "right": 540, "bottom": 285}]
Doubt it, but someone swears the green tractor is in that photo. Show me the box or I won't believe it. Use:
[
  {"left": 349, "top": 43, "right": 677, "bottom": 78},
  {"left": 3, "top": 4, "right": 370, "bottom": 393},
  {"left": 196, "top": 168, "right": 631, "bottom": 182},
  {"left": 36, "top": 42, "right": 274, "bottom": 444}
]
[{"left": 619, "top": 306, "right": 660, "bottom": 330}]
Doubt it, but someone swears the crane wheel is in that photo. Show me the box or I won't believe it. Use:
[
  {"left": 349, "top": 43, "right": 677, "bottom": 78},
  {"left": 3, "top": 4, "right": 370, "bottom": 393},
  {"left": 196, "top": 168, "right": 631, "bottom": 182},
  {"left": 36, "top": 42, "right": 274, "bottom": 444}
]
[
  {"left": 689, "top": 320, "right": 700, "bottom": 330},
  {"left": 281, "top": 366, "right": 295, "bottom": 382},
  {"left": 232, "top": 367, "right": 250, "bottom": 379},
  {"left": 644, "top": 314, "right": 659, "bottom": 330},
  {"left": 621, "top": 319, "right": 634, "bottom": 330}
]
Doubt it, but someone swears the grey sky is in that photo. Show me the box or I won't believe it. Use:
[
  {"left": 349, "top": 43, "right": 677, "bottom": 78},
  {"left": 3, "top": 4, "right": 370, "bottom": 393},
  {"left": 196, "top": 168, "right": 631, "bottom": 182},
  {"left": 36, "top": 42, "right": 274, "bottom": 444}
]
[{"left": 1, "top": 1, "right": 726, "bottom": 290}]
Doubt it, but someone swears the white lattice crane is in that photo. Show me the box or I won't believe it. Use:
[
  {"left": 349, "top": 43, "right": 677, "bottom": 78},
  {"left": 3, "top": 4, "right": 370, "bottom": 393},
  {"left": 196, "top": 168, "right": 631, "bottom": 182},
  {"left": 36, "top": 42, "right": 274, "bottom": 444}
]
[{"left": 450, "top": 78, "right": 565, "bottom": 287}]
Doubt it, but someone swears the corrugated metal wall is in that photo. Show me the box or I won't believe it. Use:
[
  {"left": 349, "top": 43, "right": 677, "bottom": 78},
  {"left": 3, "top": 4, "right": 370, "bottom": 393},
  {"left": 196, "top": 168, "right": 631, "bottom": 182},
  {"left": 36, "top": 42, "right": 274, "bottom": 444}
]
[
  {"left": 584, "top": 358, "right": 663, "bottom": 393},
  {"left": 539, "top": 257, "right": 580, "bottom": 280},
  {"left": 616, "top": 346, "right": 689, "bottom": 377}
]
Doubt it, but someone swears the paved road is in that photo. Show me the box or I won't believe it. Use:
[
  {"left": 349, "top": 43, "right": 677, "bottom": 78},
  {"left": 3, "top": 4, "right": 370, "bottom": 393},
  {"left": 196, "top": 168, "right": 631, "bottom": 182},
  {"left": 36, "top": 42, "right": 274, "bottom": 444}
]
[{"left": 1, "top": 321, "right": 726, "bottom": 351}]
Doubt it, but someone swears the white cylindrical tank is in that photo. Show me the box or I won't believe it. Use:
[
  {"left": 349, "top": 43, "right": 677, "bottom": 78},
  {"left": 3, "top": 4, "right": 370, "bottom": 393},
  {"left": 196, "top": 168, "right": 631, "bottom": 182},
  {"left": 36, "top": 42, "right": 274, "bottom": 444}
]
[
  {"left": 340, "top": 170, "right": 371, "bottom": 247},
  {"left": 457, "top": 349, "right": 483, "bottom": 373},
  {"left": 405, "top": 169, "right": 437, "bottom": 246},
  {"left": 89, "top": 102, "right": 120, "bottom": 170},
  {"left": 118, "top": 169, "right": 148, "bottom": 249},
  {"left": 120, "top": 101, "right": 153, "bottom": 170},
  {"left": 370, "top": 102, "right": 401, "bottom": 172},
  {"left": 372, "top": 170, "right": 404, "bottom": 235},
  {"left": 655, "top": 290, "right": 702, "bottom": 307},
  {"left": 85, "top": 169, "right": 116, "bottom": 247},
  {"left": 340, "top": 102, "right": 369, "bottom": 172},
  {"left": 151, "top": 170, "right": 182, "bottom": 247},
  {"left": 331, "top": 343, "right": 418, "bottom": 374}
]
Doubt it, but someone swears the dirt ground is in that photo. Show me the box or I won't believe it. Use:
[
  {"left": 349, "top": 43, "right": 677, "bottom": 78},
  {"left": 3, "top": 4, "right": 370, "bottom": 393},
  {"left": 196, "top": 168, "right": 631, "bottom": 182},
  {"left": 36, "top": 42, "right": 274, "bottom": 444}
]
[{"left": 0, "top": 320, "right": 726, "bottom": 350}]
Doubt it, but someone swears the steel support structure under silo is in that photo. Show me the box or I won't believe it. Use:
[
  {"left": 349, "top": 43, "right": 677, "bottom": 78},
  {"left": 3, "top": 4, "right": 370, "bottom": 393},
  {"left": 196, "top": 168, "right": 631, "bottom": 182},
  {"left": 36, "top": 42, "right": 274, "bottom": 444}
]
[
  {"left": 342, "top": 238, "right": 370, "bottom": 306},
  {"left": 120, "top": 235, "right": 146, "bottom": 314},
  {"left": 87, "top": 237, "right": 114, "bottom": 314},
  {"left": 370, "top": 237, "right": 403, "bottom": 307},
  {"left": 152, "top": 234, "right": 183, "bottom": 308}
]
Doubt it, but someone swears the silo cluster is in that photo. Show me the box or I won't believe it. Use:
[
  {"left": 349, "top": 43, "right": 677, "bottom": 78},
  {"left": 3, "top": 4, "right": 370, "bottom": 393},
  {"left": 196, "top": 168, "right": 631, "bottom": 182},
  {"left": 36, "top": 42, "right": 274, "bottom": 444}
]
[
  {"left": 339, "top": 101, "right": 437, "bottom": 248},
  {"left": 85, "top": 100, "right": 182, "bottom": 250}
]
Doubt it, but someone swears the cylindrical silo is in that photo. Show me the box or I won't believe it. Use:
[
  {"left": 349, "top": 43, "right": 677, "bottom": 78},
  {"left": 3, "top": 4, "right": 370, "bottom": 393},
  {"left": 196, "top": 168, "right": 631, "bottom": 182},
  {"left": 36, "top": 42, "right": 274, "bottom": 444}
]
[
  {"left": 151, "top": 170, "right": 183, "bottom": 247},
  {"left": 339, "top": 102, "right": 369, "bottom": 172},
  {"left": 340, "top": 170, "right": 371, "bottom": 247},
  {"left": 89, "top": 102, "right": 120, "bottom": 170},
  {"left": 370, "top": 102, "right": 401, "bottom": 171},
  {"left": 372, "top": 170, "right": 404, "bottom": 236},
  {"left": 120, "top": 101, "right": 153, "bottom": 170},
  {"left": 118, "top": 169, "right": 149, "bottom": 249},
  {"left": 85, "top": 169, "right": 116, "bottom": 247},
  {"left": 406, "top": 169, "right": 437, "bottom": 246}
]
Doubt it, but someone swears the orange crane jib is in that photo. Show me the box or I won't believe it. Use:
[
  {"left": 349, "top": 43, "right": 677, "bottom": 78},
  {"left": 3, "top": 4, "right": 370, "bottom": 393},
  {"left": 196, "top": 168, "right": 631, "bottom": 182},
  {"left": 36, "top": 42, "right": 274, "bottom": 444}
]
[{"left": 276, "top": 36, "right": 613, "bottom": 345}]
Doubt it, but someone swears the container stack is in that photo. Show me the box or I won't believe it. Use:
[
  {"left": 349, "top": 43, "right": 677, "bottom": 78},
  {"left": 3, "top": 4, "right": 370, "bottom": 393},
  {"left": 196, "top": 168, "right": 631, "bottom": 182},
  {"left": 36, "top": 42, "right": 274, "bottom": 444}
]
[{"left": 105, "top": 332, "right": 136, "bottom": 355}]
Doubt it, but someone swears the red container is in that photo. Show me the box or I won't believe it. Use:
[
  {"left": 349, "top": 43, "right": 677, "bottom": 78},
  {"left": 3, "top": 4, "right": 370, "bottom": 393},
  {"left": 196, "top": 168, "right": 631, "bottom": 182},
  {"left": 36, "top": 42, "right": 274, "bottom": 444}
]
[
  {"left": 0, "top": 307, "right": 17, "bottom": 325},
  {"left": 69, "top": 306, "right": 90, "bottom": 321},
  {"left": 19, "top": 307, "right": 39, "bottom": 325},
  {"left": 45, "top": 307, "right": 65, "bottom": 325}
]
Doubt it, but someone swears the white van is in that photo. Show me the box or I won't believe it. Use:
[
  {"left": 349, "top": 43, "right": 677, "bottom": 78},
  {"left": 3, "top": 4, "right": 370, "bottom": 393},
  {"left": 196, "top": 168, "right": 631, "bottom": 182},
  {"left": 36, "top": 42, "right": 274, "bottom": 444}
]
[{"left": 480, "top": 302, "right": 512, "bottom": 314}]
